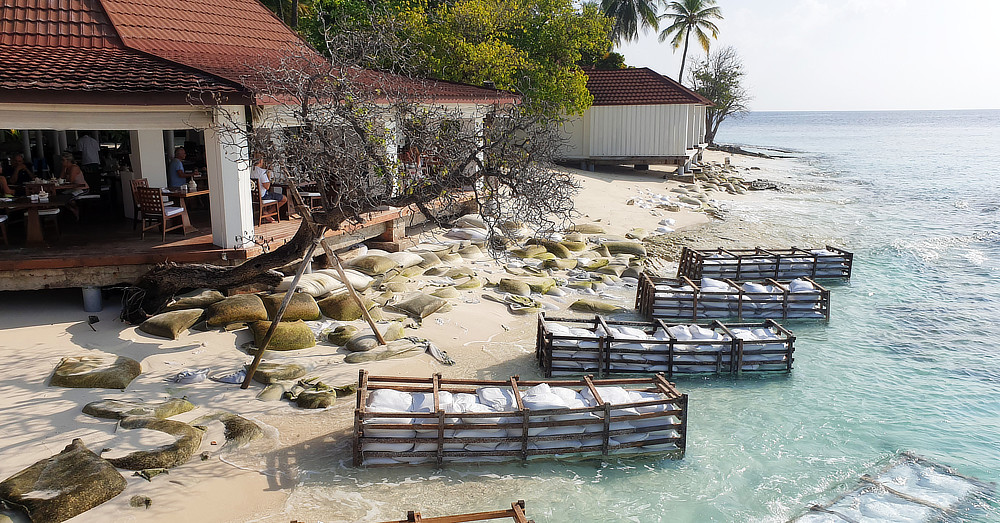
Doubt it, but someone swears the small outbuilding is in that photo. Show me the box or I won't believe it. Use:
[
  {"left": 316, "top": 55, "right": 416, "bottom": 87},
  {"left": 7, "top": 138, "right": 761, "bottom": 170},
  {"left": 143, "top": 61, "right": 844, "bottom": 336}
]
[{"left": 559, "top": 67, "right": 711, "bottom": 171}]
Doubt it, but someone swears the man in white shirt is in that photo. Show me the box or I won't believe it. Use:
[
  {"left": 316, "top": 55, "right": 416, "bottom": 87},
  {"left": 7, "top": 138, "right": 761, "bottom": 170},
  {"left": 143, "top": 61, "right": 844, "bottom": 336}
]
[{"left": 77, "top": 133, "right": 100, "bottom": 174}]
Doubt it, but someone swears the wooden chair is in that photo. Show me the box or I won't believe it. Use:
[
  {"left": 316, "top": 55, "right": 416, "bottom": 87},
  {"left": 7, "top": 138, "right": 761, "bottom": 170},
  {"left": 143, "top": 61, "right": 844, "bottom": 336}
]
[
  {"left": 298, "top": 184, "right": 323, "bottom": 211},
  {"left": 136, "top": 186, "right": 187, "bottom": 241},
  {"left": 129, "top": 178, "right": 149, "bottom": 229},
  {"left": 251, "top": 179, "right": 282, "bottom": 225}
]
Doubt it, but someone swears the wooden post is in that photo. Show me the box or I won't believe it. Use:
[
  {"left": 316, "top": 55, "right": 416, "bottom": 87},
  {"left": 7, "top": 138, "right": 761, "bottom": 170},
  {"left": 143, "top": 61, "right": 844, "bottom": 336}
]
[
  {"left": 240, "top": 239, "right": 320, "bottom": 389},
  {"left": 286, "top": 184, "right": 386, "bottom": 346}
]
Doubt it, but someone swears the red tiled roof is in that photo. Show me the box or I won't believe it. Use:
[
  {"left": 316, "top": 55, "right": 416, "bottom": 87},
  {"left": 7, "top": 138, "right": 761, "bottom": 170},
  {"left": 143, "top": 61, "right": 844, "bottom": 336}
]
[
  {"left": 99, "top": 0, "right": 306, "bottom": 85},
  {"left": 0, "top": 0, "right": 514, "bottom": 104},
  {"left": 584, "top": 68, "right": 712, "bottom": 106},
  {"left": 0, "top": 0, "right": 242, "bottom": 97}
]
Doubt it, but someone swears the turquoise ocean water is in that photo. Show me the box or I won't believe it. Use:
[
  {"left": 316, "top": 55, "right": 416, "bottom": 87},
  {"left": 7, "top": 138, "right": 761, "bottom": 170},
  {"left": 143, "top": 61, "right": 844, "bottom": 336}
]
[{"left": 279, "top": 111, "right": 1000, "bottom": 522}]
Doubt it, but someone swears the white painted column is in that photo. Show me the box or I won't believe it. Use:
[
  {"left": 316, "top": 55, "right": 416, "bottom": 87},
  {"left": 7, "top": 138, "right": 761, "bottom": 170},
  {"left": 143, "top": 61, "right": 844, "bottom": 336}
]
[
  {"left": 163, "top": 130, "right": 175, "bottom": 165},
  {"left": 33, "top": 130, "right": 44, "bottom": 161},
  {"left": 205, "top": 105, "right": 254, "bottom": 249},
  {"left": 57, "top": 130, "right": 68, "bottom": 154},
  {"left": 129, "top": 130, "right": 168, "bottom": 187}
]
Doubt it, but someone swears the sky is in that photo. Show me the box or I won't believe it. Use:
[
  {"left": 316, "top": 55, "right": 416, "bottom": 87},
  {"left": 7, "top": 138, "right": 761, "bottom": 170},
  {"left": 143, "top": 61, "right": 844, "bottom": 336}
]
[{"left": 616, "top": 0, "right": 1000, "bottom": 111}]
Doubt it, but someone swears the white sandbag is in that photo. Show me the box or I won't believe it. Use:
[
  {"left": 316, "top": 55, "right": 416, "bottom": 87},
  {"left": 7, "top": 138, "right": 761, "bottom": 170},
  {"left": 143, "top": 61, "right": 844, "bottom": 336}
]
[
  {"left": 450, "top": 393, "right": 480, "bottom": 412},
  {"left": 275, "top": 273, "right": 346, "bottom": 297},
  {"left": 368, "top": 389, "right": 414, "bottom": 411},
  {"left": 410, "top": 390, "right": 454, "bottom": 413},
  {"left": 742, "top": 282, "right": 769, "bottom": 294},
  {"left": 616, "top": 326, "right": 649, "bottom": 339},
  {"left": 687, "top": 325, "right": 720, "bottom": 340},
  {"left": 789, "top": 278, "right": 815, "bottom": 292},
  {"left": 529, "top": 439, "right": 580, "bottom": 450},
  {"left": 627, "top": 391, "right": 673, "bottom": 414},
  {"left": 364, "top": 457, "right": 403, "bottom": 465},
  {"left": 363, "top": 441, "right": 414, "bottom": 452},
  {"left": 477, "top": 387, "right": 516, "bottom": 411},
  {"left": 315, "top": 268, "right": 374, "bottom": 291},
  {"left": 701, "top": 277, "right": 729, "bottom": 289},
  {"left": 568, "top": 327, "right": 598, "bottom": 338},
  {"left": 364, "top": 407, "right": 416, "bottom": 438},
  {"left": 384, "top": 251, "right": 425, "bottom": 269},
  {"left": 581, "top": 386, "right": 630, "bottom": 406},
  {"left": 444, "top": 227, "right": 488, "bottom": 241},
  {"left": 545, "top": 322, "right": 572, "bottom": 336},
  {"left": 454, "top": 214, "right": 487, "bottom": 229},
  {"left": 460, "top": 402, "right": 506, "bottom": 424},
  {"left": 521, "top": 384, "right": 569, "bottom": 411}
]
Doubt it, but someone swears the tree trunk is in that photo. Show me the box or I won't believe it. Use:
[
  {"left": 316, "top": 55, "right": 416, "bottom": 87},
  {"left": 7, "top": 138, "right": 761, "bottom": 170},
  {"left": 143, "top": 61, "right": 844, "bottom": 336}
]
[
  {"left": 678, "top": 26, "right": 692, "bottom": 84},
  {"left": 122, "top": 218, "right": 318, "bottom": 324},
  {"left": 290, "top": 0, "right": 299, "bottom": 28}
]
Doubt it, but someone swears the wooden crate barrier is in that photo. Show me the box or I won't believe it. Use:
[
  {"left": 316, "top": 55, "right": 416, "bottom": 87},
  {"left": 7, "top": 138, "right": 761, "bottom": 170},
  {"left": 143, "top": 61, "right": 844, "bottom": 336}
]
[
  {"left": 536, "top": 313, "right": 795, "bottom": 378},
  {"left": 378, "top": 500, "right": 533, "bottom": 523},
  {"left": 354, "top": 371, "right": 688, "bottom": 468},
  {"left": 636, "top": 272, "right": 831, "bottom": 321},
  {"left": 676, "top": 246, "right": 853, "bottom": 281}
]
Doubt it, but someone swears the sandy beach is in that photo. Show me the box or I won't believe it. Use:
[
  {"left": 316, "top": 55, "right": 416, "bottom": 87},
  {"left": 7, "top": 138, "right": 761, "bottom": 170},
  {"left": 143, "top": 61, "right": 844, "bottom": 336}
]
[{"left": 0, "top": 150, "right": 788, "bottom": 522}]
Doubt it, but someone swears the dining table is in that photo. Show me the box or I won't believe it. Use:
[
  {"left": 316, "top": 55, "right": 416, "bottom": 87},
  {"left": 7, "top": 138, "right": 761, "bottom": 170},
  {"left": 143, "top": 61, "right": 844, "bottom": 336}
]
[{"left": 0, "top": 194, "right": 73, "bottom": 246}]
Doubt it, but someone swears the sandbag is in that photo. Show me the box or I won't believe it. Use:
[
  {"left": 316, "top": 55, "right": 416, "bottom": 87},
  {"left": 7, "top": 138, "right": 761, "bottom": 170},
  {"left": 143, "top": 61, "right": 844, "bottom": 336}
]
[
  {"left": 454, "top": 214, "right": 486, "bottom": 229},
  {"left": 561, "top": 241, "right": 588, "bottom": 252},
  {"left": 527, "top": 238, "right": 572, "bottom": 258},
  {"left": 510, "top": 244, "right": 547, "bottom": 258},
  {"left": 386, "top": 251, "right": 424, "bottom": 269},
  {"left": 317, "top": 292, "right": 377, "bottom": 321},
  {"left": 163, "top": 289, "right": 224, "bottom": 312},
  {"left": 327, "top": 325, "right": 360, "bottom": 346},
  {"left": 566, "top": 223, "right": 605, "bottom": 234},
  {"left": 315, "top": 268, "right": 374, "bottom": 291},
  {"left": 431, "top": 286, "right": 460, "bottom": 299},
  {"left": 347, "top": 255, "right": 397, "bottom": 276},
  {"left": 569, "top": 299, "right": 628, "bottom": 314},
  {"left": 275, "top": 273, "right": 345, "bottom": 297},
  {"left": 602, "top": 241, "right": 647, "bottom": 257},
  {"left": 417, "top": 252, "right": 442, "bottom": 268},
  {"left": 205, "top": 294, "right": 268, "bottom": 327},
  {"left": 138, "top": 309, "right": 203, "bottom": 339},
  {"left": 389, "top": 293, "right": 448, "bottom": 318},
  {"left": 498, "top": 278, "right": 532, "bottom": 296},
  {"left": 262, "top": 292, "right": 322, "bottom": 321},
  {"left": 249, "top": 320, "right": 317, "bottom": 351}
]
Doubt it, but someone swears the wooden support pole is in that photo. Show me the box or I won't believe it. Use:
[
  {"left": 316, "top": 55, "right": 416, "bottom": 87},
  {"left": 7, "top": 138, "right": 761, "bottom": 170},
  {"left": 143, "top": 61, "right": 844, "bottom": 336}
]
[{"left": 241, "top": 239, "right": 320, "bottom": 389}]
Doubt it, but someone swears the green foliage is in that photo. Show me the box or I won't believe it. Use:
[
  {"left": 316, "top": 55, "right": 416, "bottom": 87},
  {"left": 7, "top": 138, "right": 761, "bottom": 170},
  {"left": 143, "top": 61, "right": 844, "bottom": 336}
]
[
  {"left": 658, "top": 0, "right": 723, "bottom": 83},
  {"left": 689, "top": 46, "right": 750, "bottom": 144},
  {"left": 600, "top": 0, "right": 658, "bottom": 44},
  {"left": 300, "top": 0, "right": 614, "bottom": 116},
  {"left": 579, "top": 49, "right": 627, "bottom": 70}
]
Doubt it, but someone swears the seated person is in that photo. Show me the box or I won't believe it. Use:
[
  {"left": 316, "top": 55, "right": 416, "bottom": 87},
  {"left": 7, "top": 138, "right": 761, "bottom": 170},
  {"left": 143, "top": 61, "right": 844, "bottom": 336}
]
[
  {"left": 0, "top": 175, "right": 12, "bottom": 197},
  {"left": 167, "top": 147, "right": 198, "bottom": 187},
  {"left": 58, "top": 152, "right": 89, "bottom": 191},
  {"left": 251, "top": 158, "right": 286, "bottom": 203},
  {"left": 3, "top": 153, "right": 33, "bottom": 186}
]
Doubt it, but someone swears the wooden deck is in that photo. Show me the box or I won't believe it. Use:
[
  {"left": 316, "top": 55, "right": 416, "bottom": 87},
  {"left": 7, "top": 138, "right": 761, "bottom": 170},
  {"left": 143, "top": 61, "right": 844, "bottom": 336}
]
[{"left": 0, "top": 202, "right": 440, "bottom": 291}]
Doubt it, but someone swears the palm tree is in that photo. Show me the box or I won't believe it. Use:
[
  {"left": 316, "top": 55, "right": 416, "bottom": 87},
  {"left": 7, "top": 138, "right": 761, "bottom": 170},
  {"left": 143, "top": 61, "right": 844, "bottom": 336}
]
[
  {"left": 601, "top": 0, "right": 660, "bottom": 44},
  {"left": 658, "top": 0, "right": 722, "bottom": 83}
]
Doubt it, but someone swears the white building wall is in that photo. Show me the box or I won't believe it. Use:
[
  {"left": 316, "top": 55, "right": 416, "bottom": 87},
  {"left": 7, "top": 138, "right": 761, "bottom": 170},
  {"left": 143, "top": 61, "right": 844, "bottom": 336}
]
[
  {"left": 587, "top": 104, "right": 690, "bottom": 157},
  {"left": 556, "top": 114, "right": 589, "bottom": 158}
]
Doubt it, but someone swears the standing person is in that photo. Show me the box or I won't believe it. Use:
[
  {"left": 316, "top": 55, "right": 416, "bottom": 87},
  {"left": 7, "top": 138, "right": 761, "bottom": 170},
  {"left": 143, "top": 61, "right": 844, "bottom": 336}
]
[
  {"left": 167, "top": 147, "right": 196, "bottom": 187},
  {"left": 77, "top": 132, "right": 101, "bottom": 174}
]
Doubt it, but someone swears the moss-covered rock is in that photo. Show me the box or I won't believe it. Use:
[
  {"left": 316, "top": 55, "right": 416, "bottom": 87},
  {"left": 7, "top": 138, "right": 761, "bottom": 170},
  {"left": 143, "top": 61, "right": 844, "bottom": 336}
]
[
  {"left": 0, "top": 439, "right": 126, "bottom": 523},
  {"left": 50, "top": 356, "right": 141, "bottom": 390},
  {"left": 205, "top": 294, "right": 268, "bottom": 327},
  {"left": 138, "top": 309, "right": 203, "bottom": 339},
  {"left": 262, "top": 292, "right": 321, "bottom": 321},
  {"left": 326, "top": 325, "right": 359, "bottom": 346},
  {"left": 106, "top": 418, "right": 203, "bottom": 470},
  {"left": 190, "top": 413, "right": 262, "bottom": 450},
  {"left": 249, "top": 320, "right": 316, "bottom": 351},
  {"left": 82, "top": 398, "right": 194, "bottom": 420}
]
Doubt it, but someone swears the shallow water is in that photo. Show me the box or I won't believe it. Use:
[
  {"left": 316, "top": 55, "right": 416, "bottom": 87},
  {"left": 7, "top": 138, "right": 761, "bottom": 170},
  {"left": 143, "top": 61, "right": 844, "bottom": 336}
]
[{"left": 264, "top": 111, "right": 1000, "bottom": 522}]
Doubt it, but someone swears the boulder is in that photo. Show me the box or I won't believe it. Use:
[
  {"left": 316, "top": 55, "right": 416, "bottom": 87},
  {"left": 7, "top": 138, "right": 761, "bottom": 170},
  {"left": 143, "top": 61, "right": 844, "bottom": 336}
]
[
  {"left": 569, "top": 299, "right": 629, "bottom": 314},
  {"left": 50, "top": 356, "right": 141, "bottom": 390},
  {"left": 205, "top": 294, "right": 268, "bottom": 327},
  {"left": 498, "top": 278, "right": 531, "bottom": 296},
  {"left": 106, "top": 418, "right": 203, "bottom": 470},
  {"left": 389, "top": 293, "right": 448, "bottom": 318},
  {"left": 296, "top": 390, "right": 336, "bottom": 409},
  {"left": 249, "top": 320, "right": 316, "bottom": 351},
  {"left": 343, "top": 323, "right": 404, "bottom": 353},
  {"left": 326, "top": 325, "right": 359, "bottom": 346},
  {"left": 262, "top": 292, "right": 321, "bottom": 321},
  {"left": 162, "top": 289, "right": 224, "bottom": 312},
  {"left": 82, "top": 398, "right": 194, "bottom": 420},
  {"left": 347, "top": 255, "right": 397, "bottom": 276},
  {"left": 251, "top": 362, "right": 307, "bottom": 384},
  {"left": 138, "top": 309, "right": 203, "bottom": 339},
  {"left": 0, "top": 439, "right": 126, "bottom": 523}
]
